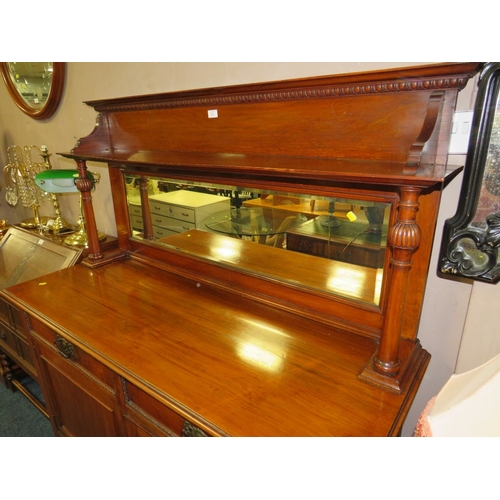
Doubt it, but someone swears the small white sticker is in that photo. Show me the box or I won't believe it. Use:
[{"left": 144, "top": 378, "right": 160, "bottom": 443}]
[
  {"left": 208, "top": 109, "right": 218, "bottom": 118},
  {"left": 37, "top": 239, "right": 44, "bottom": 245}
]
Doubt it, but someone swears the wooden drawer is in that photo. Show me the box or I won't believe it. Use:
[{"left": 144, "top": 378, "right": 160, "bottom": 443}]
[
  {"left": 10, "top": 306, "right": 26, "bottom": 337},
  {"left": 0, "top": 299, "right": 37, "bottom": 377},
  {"left": 123, "top": 380, "right": 207, "bottom": 437},
  {"left": 0, "top": 298, "right": 11, "bottom": 326},
  {"left": 0, "top": 322, "right": 18, "bottom": 353},
  {"left": 123, "top": 380, "right": 185, "bottom": 436},
  {"left": 28, "top": 315, "right": 116, "bottom": 391},
  {"left": 0, "top": 297, "right": 25, "bottom": 333}
]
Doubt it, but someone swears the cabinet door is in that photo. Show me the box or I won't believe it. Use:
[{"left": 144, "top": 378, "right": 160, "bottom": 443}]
[
  {"left": 35, "top": 340, "right": 122, "bottom": 437},
  {"left": 30, "top": 316, "right": 124, "bottom": 437}
]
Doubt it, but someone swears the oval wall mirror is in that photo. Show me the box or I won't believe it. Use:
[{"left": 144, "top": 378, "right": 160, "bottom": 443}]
[{"left": 0, "top": 62, "right": 66, "bottom": 120}]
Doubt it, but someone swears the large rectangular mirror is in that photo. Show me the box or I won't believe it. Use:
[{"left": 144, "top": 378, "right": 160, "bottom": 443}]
[{"left": 124, "top": 174, "right": 392, "bottom": 306}]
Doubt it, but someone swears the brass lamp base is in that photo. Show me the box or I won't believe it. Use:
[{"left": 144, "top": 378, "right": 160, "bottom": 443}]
[
  {"left": 48, "top": 216, "right": 78, "bottom": 235},
  {"left": 20, "top": 216, "right": 53, "bottom": 229},
  {"left": 64, "top": 229, "right": 107, "bottom": 248}
]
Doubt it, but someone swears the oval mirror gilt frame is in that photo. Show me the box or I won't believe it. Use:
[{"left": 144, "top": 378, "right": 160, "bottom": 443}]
[
  {"left": 439, "top": 62, "right": 500, "bottom": 283},
  {"left": 0, "top": 62, "right": 66, "bottom": 120}
]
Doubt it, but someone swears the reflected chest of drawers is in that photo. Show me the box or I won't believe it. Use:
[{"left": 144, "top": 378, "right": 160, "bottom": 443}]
[{"left": 129, "top": 190, "right": 230, "bottom": 238}]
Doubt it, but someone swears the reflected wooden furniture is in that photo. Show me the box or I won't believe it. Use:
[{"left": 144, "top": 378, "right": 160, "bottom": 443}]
[
  {"left": 0, "top": 63, "right": 481, "bottom": 436},
  {"left": 148, "top": 190, "right": 230, "bottom": 238},
  {"left": 286, "top": 217, "right": 387, "bottom": 268}
]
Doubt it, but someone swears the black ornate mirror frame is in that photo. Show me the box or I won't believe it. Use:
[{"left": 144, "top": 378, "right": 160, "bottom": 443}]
[
  {"left": 439, "top": 62, "right": 500, "bottom": 283},
  {"left": 0, "top": 62, "right": 66, "bottom": 120}
]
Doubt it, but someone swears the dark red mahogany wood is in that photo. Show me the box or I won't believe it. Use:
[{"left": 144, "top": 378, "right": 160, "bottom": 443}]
[{"left": 1, "top": 63, "right": 480, "bottom": 436}]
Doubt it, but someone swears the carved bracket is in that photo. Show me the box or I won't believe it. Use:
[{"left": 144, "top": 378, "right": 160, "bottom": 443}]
[{"left": 441, "top": 212, "right": 500, "bottom": 282}]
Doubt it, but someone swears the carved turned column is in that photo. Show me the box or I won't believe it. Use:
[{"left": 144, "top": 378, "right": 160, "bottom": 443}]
[
  {"left": 374, "top": 187, "right": 422, "bottom": 375},
  {"left": 75, "top": 159, "right": 103, "bottom": 261},
  {"left": 139, "top": 176, "right": 155, "bottom": 240}
]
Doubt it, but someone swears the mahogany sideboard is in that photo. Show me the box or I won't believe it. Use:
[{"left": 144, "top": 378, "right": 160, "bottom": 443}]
[{"left": 0, "top": 62, "right": 481, "bottom": 436}]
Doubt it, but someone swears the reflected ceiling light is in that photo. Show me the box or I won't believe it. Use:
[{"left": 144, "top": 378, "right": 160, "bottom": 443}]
[
  {"left": 327, "top": 267, "right": 366, "bottom": 297},
  {"left": 374, "top": 268, "right": 384, "bottom": 304},
  {"left": 241, "top": 318, "right": 291, "bottom": 338},
  {"left": 237, "top": 342, "right": 284, "bottom": 372},
  {"left": 211, "top": 238, "right": 240, "bottom": 261}
]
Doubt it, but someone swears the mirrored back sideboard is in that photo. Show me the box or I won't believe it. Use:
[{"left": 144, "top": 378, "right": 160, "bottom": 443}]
[{"left": 2, "top": 63, "right": 481, "bottom": 436}]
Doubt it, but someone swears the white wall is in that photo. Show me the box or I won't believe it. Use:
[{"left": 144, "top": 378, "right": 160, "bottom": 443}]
[{"left": 1, "top": 62, "right": 492, "bottom": 436}]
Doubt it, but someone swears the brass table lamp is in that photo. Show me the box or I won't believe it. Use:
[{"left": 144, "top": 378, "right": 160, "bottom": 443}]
[{"left": 35, "top": 169, "right": 104, "bottom": 248}]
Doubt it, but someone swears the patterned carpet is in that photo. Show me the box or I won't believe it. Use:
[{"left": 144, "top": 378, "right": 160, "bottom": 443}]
[{"left": 0, "top": 376, "right": 53, "bottom": 437}]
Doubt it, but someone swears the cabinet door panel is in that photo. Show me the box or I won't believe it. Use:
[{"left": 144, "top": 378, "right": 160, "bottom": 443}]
[{"left": 36, "top": 341, "right": 122, "bottom": 437}]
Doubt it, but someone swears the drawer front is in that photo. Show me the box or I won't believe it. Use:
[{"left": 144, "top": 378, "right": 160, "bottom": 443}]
[
  {"left": 0, "top": 322, "right": 18, "bottom": 352},
  {"left": 153, "top": 225, "right": 176, "bottom": 239},
  {"left": 0, "top": 298, "right": 28, "bottom": 336},
  {"left": 28, "top": 316, "right": 116, "bottom": 391},
  {"left": 168, "top": 217, "right": 195, "bottom": 232},
  {"left": 10, "top": 306, "right": 26, "bottom": 337},
  {"left": 151, "top": 214, "right": 195, "bottom": 233},
  {"left": 123, "top": 380, "right": 186, "bottom": 436},
  {"left": 130, "top": 214, "right": 143, "bottom": 230},
  {"left": 0, "top": 298, "right": 11, "bottom": 326},
  {"left": 150, "top": 201, "right": 170, "bottom": 217},
  {"left": 128, "top": 204, "right": 142, "bottom": 217},
  {"left": 166, "top": 205, "right": 195, "bottom": 223},
  {"left": 150, "top": 202, "right": 196, "bottom": 224}
]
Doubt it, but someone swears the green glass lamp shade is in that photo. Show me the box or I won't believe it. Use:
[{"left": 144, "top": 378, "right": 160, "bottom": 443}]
[{"left": 35, "top": 169, "right": 96, "bottom": 193}]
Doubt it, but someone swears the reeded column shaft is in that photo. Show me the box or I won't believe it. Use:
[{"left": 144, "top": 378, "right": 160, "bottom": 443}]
[{"left": 375, "top": 187, "right": 422, "bottom": 375}]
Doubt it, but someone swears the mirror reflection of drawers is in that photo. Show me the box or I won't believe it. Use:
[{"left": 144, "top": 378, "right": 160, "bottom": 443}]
[
  {"left": 128, "top": 191, "right": 230, "bottom": 238},
  {"left": 128, "top": 201, "right": 143, "bottom": 232}
]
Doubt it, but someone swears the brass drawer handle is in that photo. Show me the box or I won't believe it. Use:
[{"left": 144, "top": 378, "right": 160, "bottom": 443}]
[
  {"left": 54, "top": 334, "right": 75, "bottom": 359},
  {"left": 181, "top": 420, "right": 208, "bottom": 437},
  {"left": 1, "top": 330, "right": 7, "bottom": 341}
]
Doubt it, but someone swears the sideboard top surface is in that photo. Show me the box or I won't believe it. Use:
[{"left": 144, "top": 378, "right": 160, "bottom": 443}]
[{"left": 2, "top": 258, "right": 420, "bottom": 436}]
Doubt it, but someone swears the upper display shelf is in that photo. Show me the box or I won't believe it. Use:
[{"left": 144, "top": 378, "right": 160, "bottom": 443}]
[{"left": 62, "top": 62, "right": 481, "bottom": 185}]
